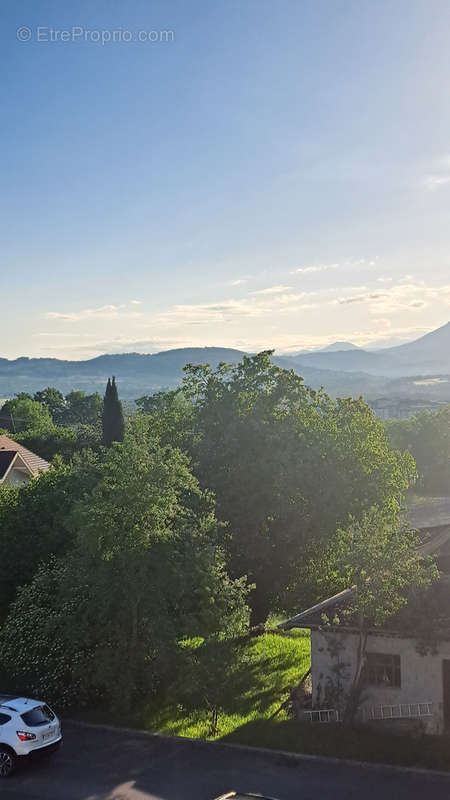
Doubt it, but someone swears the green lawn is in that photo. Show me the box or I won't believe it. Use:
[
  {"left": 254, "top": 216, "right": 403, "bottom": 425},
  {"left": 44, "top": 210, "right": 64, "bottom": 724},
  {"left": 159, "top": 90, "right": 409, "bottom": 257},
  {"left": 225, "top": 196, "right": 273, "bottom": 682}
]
[
  {"left": 140, "top": 628, "right": 310, "bottom": 740},
  {"left": 70, "top": 628, "right": 450, "bottom": 771},
  {"left": 115, "top": 628, "right": 310, "bottom": 740}
]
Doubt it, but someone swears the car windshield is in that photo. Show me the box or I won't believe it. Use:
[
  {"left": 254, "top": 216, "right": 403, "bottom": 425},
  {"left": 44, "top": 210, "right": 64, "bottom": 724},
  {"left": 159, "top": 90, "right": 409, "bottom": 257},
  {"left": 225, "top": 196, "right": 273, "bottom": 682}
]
[{"left": 21, "top": 705, "right": 55, "bottom": 727}]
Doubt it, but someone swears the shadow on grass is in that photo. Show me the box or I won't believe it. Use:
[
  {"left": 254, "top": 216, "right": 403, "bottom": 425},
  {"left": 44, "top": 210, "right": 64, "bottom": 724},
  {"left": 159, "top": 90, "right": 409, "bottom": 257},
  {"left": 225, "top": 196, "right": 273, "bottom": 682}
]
[
  {"left": 71, "top": 629, "right": 311, "bottom": 741},
  {"left": 221, "top": 718, "right": 450, "bottom": 772}
]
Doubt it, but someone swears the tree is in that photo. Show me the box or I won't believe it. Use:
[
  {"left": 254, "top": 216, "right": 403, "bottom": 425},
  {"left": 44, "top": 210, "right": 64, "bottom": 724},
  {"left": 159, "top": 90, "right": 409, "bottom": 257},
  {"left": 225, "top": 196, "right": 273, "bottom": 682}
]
[
  {"left": 320, "top": 505, "right": 437, "bottom": 724},
  {"left": 0, "top": 394, "right": 53, "bottom": 433},
  {"left": 0, "top": 418, "right": 249, "bottom": 710},
  {"left": 136, "top": 389, "right": 195, "bottom": 451},
  {"left": 13, "top": 423, "right": 102, "bottom": 463},
  {"left": 33, "top": 388, "right": 66, "bottom": 424},
  {"left": 181, "top": 352, "right": 416, "bottom": 625},
  {"left": 0, "top": 452, "right": 100, "bottom": 618},
  {"left": 386, "top": 405, "right": 450, "bottom": 495},
  {"left": 102, "top": 376, "right": 125, "bottom": 447},
  {"left": 63, "top": 391, "right": 103, "bottom": 426}
]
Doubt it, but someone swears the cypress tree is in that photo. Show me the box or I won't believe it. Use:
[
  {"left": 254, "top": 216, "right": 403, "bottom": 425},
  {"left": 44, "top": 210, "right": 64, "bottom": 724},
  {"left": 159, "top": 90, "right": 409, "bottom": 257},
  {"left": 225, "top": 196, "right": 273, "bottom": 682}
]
[{"left": 102, "top": 376, "right": 125, "bottom": 447}]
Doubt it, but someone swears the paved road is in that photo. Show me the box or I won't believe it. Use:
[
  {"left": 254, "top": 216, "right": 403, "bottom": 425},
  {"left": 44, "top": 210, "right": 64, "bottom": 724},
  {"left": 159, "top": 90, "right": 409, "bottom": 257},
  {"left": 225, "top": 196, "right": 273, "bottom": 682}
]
[{"left": 3, "top": 722, "right": 450, "bottom": 799}]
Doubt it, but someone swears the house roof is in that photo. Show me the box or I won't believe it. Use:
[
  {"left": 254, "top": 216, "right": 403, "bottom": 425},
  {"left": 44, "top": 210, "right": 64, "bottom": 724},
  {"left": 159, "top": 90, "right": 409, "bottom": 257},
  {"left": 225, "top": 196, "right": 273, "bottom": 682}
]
[
  {"left": 279, "top": 588, "right": 355, "bottom": 630},
  {"left": 0, "top": 435, "right": 50, "bottom": 476},
  {"left": 408, "top": 497, "right": 450, "bottom": 531}
]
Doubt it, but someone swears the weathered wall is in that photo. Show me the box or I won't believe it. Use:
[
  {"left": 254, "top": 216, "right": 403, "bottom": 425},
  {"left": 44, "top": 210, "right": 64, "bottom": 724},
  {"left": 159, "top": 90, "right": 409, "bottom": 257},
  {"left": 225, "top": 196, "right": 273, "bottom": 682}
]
[
  {"left": 311, "top": 628, "right": 450, "bottom": 734},
  {"left": 4, "top": 468, "right": 30, "bottom": 486}
]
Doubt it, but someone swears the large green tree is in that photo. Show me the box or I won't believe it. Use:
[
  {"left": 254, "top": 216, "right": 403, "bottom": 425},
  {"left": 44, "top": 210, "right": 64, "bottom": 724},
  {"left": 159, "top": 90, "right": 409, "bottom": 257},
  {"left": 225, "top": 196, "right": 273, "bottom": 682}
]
[
  {"left": 63, "top": 390, "right": 103, "bottom": 426},
  {"left": 0, "top": 453, "right": 100, "bottom": 619},
  {"left": 0, "top": 393, "right": 53, "bottom": 433},
  {"left": 33, "top": 388, "right": 66, "bottom": 424},
  {"left": 0, "top": 418, "right": 248, "bottom": 711},
  {"left": 181, "top": 352, "right": 416, "bottom": 625}
]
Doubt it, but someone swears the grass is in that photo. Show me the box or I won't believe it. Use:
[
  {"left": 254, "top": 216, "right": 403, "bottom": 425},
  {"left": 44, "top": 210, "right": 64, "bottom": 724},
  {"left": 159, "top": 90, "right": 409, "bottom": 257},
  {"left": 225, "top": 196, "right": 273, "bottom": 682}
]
[
  {"left": 138, "top": 627, "right": 311, "bottom": 740},
  {"left": 70, "top": 628, "right": 450, "bottom": 771},
  {"left": 72, "top": 627, "right": 310, "bottom": 740}
]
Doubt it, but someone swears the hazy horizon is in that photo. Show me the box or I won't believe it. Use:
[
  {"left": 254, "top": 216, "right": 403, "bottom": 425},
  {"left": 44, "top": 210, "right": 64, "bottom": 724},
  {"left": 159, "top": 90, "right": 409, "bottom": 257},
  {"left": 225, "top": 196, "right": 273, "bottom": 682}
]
[{"left": 3, "top": 323, "right": 447, "bottom": 362}]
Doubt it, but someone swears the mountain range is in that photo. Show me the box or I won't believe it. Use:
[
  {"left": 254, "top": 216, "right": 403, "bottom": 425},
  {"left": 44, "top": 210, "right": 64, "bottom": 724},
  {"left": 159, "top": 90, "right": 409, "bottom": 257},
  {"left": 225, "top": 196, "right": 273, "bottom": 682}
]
[
  {"left": 1, "top": 322, "right": 449, "bottom": 403},
  {"left": 285, "top": 322, "right": 450, "bottom": 377}
]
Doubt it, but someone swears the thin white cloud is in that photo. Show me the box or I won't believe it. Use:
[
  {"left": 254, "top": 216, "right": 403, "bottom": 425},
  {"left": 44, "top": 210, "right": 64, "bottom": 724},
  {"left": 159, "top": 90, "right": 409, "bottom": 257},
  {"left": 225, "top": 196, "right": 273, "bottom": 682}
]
[
  {"left": 336, "top": 281, "right": 450, "bottom": 314},
  {"left": 423, "top": 154, "right": 450, "bottom": 190},
  {"left": 227, "top": 278, "right": 248, "bottom": 286},
  {"left": 251, "top": 285, "right": 292, "bottom": 295},
  {"left": 337, "top": 292, "right": 389, "bottom": 305},
  {"left": 45, "top": 303, "right": 143, "bottom": 322},
  {"left": 293, "top": 263, "right": 340, "bottom": 274}
]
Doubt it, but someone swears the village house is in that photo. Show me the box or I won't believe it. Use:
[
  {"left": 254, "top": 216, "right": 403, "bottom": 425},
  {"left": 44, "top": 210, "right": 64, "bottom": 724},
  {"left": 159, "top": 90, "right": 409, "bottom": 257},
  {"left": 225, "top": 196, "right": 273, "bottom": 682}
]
[
  {"left": 0, "top": 434, "right": 50, "bottom": 486},
  {"left": 280, "top": 498, "right": 450, "bottom": 735}
]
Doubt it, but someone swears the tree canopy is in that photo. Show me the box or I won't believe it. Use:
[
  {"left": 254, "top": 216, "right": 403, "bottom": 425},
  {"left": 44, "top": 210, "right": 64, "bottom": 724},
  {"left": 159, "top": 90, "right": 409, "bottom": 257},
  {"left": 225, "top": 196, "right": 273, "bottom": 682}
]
[
  {"left": 385, "top": 405, "right": 450, "bottom": 495},
  {"left": 0, "top": 393, "right": 53, "bottom": 433},
  {"left": 179, "top": 352, "right": 416, "bottom": 623},
  {"left": 0, "top": 418, "right": 248, "bottom": 711}
]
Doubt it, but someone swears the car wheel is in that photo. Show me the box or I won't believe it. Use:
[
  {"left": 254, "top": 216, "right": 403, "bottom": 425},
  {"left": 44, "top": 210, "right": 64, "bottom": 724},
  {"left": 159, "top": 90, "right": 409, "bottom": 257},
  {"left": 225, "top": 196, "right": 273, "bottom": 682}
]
[{"left": 0, "top": 748, "right": 15, "bottom": 778}]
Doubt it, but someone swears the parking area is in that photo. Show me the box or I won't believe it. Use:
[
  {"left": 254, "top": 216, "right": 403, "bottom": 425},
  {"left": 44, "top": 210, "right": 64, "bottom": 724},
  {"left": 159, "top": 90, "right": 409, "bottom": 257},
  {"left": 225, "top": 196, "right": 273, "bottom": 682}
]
[{"left": 2, "top": 721, "right": 450, "bottom": 799}]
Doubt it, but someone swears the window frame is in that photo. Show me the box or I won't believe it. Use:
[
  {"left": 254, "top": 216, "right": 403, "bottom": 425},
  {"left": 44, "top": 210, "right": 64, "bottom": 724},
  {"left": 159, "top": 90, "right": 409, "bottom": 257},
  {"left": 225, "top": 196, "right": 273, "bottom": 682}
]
[{"left": 363, "top": 651, "right": 401, "bottom": 688}]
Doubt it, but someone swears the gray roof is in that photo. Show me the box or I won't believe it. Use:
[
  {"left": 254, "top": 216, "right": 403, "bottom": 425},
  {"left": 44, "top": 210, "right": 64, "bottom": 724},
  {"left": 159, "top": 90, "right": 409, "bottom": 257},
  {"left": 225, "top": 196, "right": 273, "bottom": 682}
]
[
  {"left": 279, "top": 588, "right": 354, "bottom": 630},
  {"left": 408, "top": 497, "right": 450, "bottom": 531}
]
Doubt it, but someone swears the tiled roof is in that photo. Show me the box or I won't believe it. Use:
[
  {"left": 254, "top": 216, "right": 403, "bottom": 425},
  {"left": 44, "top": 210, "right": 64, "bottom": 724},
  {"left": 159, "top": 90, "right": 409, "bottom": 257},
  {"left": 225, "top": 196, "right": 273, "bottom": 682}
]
[{"left": 0, "top": 435, "right": 50, "bottom": 475}]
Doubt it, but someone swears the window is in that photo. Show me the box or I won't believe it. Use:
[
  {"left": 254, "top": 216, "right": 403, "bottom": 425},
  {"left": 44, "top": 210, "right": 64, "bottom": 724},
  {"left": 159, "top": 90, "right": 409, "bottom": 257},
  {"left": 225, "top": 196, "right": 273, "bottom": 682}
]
[
  {"left": 363, "top": 652, "right": 401, "bottom": 688},
  {"left": 0, "top": 713, "right": 11, "bottom": 726},
  {"left": 21, "top": 705, "right": 55, "bottom": 727}
]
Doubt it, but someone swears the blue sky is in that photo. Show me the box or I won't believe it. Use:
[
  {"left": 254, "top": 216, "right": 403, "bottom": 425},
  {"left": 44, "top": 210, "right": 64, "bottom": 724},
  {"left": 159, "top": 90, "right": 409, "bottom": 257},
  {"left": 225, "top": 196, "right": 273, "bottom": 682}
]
[{"left": 2, "top": 0, "right": 450, "bottom": 359}]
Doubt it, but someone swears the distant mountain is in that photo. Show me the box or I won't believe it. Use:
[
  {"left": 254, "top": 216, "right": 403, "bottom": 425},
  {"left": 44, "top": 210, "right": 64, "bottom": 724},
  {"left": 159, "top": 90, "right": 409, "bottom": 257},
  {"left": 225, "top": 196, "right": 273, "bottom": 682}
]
[
  {"left": 1, "top": 323, "right": 449, "bottom": 403},
  {"left": 283, "top": 341, "right": 360, "bottom": 357},
  {"left": 319, "top": 341, "right": 360, "bottom": 352},
  {"left": 287, "top": 322, "right": 450, "bottom": 377},
  {"left": 0, "top": 348, "right": 247, "bottom": 399}
]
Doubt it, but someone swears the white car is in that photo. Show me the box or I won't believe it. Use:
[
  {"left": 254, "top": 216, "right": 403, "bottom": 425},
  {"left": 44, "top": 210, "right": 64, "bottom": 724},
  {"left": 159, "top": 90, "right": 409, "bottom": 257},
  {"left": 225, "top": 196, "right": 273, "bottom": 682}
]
[{"left": 0, "top": 695, "right": 62, "bottom": 778}]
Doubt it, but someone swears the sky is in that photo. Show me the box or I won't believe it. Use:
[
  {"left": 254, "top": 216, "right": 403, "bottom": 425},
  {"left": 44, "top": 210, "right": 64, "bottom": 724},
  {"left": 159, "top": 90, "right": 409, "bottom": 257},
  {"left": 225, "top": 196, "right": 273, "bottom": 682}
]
[{"left": 2, "top": 0, "right": 450, "bottom": 360}]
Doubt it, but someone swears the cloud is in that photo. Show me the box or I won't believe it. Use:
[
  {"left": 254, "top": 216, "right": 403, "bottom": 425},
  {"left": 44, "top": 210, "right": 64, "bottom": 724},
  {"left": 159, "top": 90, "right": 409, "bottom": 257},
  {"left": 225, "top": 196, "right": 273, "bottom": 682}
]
[
  {"left": 45, "top": 303, "right": 143, "bottom": 322},
  {"left": 227, "top": 278, "right": 248, "bottom": 286},
  {"left": 424, "top": 175, "right": 450, "bottom": 190},
  {"left": 336, "top": 281, "right": 450, "bottom": 314},
  {"left": 291, "top": 258, "right": 377, "bottom": 276},
  {"left": 293, "top": 263, "right": 340, "bottom": 274},
  {"left": 251, "top": 285, "right": 292, "bottom": 295},
  {"left": 337, "top": 292, "right": 389, "bottom": 305},
  {"left": 130, "top": 299, "right": 142, "bottom": 305},
  {"left": 423, "top": 154, "right": 450, "bottom": 190}
]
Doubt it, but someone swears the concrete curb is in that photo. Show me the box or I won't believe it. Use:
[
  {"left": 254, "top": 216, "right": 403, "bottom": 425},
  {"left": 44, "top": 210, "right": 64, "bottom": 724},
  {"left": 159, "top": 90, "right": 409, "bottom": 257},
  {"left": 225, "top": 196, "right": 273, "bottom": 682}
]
[{"left": 64, "top": 718, "right": 450, "bottom": 779}]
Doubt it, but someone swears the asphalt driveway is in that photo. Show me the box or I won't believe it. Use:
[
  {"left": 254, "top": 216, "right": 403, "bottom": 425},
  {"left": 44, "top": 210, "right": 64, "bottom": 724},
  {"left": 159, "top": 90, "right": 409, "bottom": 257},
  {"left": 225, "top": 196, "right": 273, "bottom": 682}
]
[{"left": 2, "top": 721, "right": 450, "bottom": 799}]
